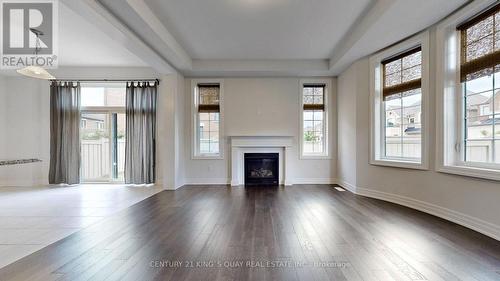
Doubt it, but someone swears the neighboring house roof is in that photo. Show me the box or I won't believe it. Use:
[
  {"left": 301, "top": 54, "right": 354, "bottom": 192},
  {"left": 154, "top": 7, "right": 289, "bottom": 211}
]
[
  {"left": 81, "top": 115, "right": 105, "bottom": 122},
  {"left": 480, "top": 116, "right": 500, "bottom": 125},
  {"left": 484, "top": 89, "right": 500, "bottom": 103},
  {"left": 402, "top": 106, "right": 420, "bottom": 117},
  {"left": 465, "top": 89, "right": 500, "bottom": 105},
  {"left": 465, "top": 90, "right": 500, "bottom": 121},
  {"left": 405, "top": 127, "right": 420, "bottom": 134},
  {"left": 386, "top": 102, "right": 421, "bottom": 118},
  {"left": 467, "top": 94, "right": 490, "bottom": 105}
]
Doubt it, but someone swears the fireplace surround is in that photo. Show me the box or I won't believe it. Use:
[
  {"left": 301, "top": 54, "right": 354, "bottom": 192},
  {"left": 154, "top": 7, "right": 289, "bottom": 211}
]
[{"left": 230, "top": 136, "right": 293, "bottom": 186}]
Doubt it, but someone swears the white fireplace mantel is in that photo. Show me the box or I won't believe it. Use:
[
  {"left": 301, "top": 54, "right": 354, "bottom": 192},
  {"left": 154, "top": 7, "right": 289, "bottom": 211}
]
[{"left": 230, "top": 136, "right": 293, "bottom": 186}]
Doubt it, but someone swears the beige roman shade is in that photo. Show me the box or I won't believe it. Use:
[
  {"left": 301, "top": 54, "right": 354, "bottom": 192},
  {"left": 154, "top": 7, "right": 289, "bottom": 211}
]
[
  {"left": 303, "top": 84, "right": 325, "bottom": 111},
  {"left": 382, "top": 46, "right": 422, "bottom": 100},
  {"left": 198, "top": 84, "right": 220, "bottom": 112},
  {"left": 457, "top": 3, "right": 500, "bottom": 82}
]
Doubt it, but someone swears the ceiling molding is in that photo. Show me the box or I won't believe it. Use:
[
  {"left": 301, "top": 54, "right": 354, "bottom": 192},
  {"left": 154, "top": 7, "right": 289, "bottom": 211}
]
[
  {"left": 61, "top": 0, "right": 175, "bottom": 74},
  {"left": 125, "top": 0, "right": 192, "bottom": 70},
  {"left": 329, "top": 0, "right": 397, "bottom": 74}
]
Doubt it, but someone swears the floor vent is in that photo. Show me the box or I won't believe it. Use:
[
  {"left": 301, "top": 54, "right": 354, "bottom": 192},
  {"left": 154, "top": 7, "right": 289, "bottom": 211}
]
[{"left": 334, "top": 186, "right": 346, "bottom": 192}]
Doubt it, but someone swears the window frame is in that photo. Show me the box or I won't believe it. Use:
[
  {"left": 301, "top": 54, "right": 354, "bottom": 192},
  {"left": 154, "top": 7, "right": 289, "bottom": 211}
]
[
  {"left": 436, "top": 0, "right": 500, "bottom": 181},
  {"left": 191, "top": 79, "right": 224, "bottom": 160},
  {"left": 369, "top": 31, "right": 430, "bottom": 170},
  {"left": 299, "top": 78, "right": 330, "bottom": 159}
]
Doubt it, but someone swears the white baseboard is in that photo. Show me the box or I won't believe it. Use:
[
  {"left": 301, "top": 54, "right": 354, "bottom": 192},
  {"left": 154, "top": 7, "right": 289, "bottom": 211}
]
[
  {"left": 153, "top": 182, "right": 181, "bottom": 190},
  {"left": 184, "top": 178, "right": 336, "bottom": 186},
  {"left": 293, "top": 178, "right": 336, "bottom": 185},
  {"left": 335, "top": 180, "right": 500, "bottom": 241},
  {"left": 183, "top": 178, "right": 230, "bottom": 185},
  {"left": 0, "top": 178, "right": 48, "bottom": 187},
  {"left": 164, "top": 186, "right": 181, "bottom": 190},
  {"left": 335, "top": 179, "right": 357, "bottom": 193}
]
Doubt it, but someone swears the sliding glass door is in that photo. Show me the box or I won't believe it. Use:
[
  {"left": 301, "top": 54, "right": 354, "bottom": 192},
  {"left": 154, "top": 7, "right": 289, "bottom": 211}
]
[
  {"left": 80, "top": 112, "right": 109, "bottom": 182},
  {"left": 80, "top": 112, "right": 125, "bottom": 182}
]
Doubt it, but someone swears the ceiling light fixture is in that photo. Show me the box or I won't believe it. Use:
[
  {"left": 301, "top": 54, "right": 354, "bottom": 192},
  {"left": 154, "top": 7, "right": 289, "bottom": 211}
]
[
  {"left": 17, "top": 66, "right": 55, "bottom": 80},
  {"left": 16, "top": 28, "right": 56, "bottom": 80}
]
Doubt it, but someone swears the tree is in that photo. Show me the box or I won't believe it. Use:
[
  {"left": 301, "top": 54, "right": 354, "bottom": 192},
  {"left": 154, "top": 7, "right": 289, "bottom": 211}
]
[{"left": 304, "top": 131, "right": 317, "bottom": 142}]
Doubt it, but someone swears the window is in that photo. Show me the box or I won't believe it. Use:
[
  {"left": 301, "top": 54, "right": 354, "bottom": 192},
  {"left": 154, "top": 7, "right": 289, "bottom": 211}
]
[
  {"left": 382, "top": 47, "right": 422, "bottom": 160},
  {"left": 80, "top": 83, "right": 126, "bottom": 182},
  {"left": 81, "top": 84, "right": 126, "bottom": 107},
  {"left": 81, "top": 119, "right": 87, "bottom": 129},
  {"left": 436, "top": 1, "right": 500, "bottom": 180},
  {"left": 459, "top": 4, "right": 500, "bottom": 165},
  {"left": 192, "top": 80, "right": 224, "bottom": 158},
  {"left": 370, "top": 32, "right": 429, "bottom": 169},
  {"left": 300, "top": 81, "right": 329, "bottom": 158}
]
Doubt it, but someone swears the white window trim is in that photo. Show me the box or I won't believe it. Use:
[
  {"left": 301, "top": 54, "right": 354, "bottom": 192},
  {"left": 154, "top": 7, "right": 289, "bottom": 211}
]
[
  {"left": 191, "top": 79, "right": 224, "bottom": 160},
  {"left": 81, "top": 106, "right": 125, "bottom": 113},
  {"left": 435, "top": 0, "right": 500, "bottom": 181},
  {"left": 299, "top": 78, "right": 331, "bottom": 159},
  {"left": 369, "top": 31, "right": 430, "bottom": 170}
]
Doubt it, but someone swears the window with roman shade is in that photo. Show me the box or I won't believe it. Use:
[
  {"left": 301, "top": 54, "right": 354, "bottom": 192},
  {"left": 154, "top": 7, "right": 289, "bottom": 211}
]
[
  {"left": 370, "top": 30, "right": 430, "bottom": 169},
  {"left": 457, "top": 3, "right": 500, "bottom": 165},
  {"left": 194, "top": 83, "right": 222, "bottom": 157},
  {"left": 301, "top": 83, "right": 328, "bottom": 156},
  {"left": 381, "top": 46, "right": 423, "bottom": 160}
]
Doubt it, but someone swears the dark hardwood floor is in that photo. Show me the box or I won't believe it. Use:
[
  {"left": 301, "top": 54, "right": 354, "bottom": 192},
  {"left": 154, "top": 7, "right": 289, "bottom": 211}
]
[{"left": 1, "top": 185, "right": 499, "bottom": 281}]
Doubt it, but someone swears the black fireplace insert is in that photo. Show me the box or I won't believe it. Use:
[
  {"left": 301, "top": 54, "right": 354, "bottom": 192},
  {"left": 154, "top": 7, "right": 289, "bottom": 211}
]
[{"left": 244, "top": 153, "right": 279, "bottom": 186}]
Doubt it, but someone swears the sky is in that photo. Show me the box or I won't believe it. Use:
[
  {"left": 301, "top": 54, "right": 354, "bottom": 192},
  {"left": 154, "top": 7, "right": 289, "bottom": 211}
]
[{"left": 80, "top": 84, "right": 126, "bottom": 107}]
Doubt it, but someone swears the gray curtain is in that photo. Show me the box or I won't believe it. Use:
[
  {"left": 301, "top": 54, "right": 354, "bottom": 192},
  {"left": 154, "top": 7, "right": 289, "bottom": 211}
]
[
  {"left": 125, "top": 81, "right": 157, "bottom": 184},
  {"left": 49, "top": 82, "right": 81, "bottom": 184}
]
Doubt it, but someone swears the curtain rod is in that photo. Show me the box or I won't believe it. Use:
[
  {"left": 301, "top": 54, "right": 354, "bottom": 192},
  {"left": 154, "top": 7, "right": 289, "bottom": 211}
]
[{"left": 51, "top": 79, "right": 160, "bottom": 84}]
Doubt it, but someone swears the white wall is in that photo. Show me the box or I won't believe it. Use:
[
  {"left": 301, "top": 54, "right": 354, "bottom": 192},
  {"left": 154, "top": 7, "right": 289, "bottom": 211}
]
[
  {"left": 183, "top": 77, "right": 337, "bottom": 184},
  {"left": 337, "top": 28, "right": 500, "bottom": 240},
  {"left": 0, "top": 76, "right": 5, "bottom": 163},
  {"left": 0, "top": 78, "right": 50, "bottom": 186}
]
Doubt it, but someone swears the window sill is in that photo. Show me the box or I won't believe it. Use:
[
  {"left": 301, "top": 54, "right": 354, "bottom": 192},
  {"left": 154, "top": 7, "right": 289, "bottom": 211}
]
[
  {"left": 370, "top": 158, "right": 428, "bottom": 170},
  {"left": 192, "top": 155, "right": 223, "bottom": 160},
  {"left": 300, "top": 154, "right": 331, "bottom": 160},
  {"left": 438, "top": 164, "right": 500, "bottom": 182}
]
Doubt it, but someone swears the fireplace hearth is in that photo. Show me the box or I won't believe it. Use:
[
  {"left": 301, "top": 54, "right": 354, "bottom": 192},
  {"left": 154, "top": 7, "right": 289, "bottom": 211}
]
[{"left": 244, "top": 153, "right": 279, "bottom": 186}]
